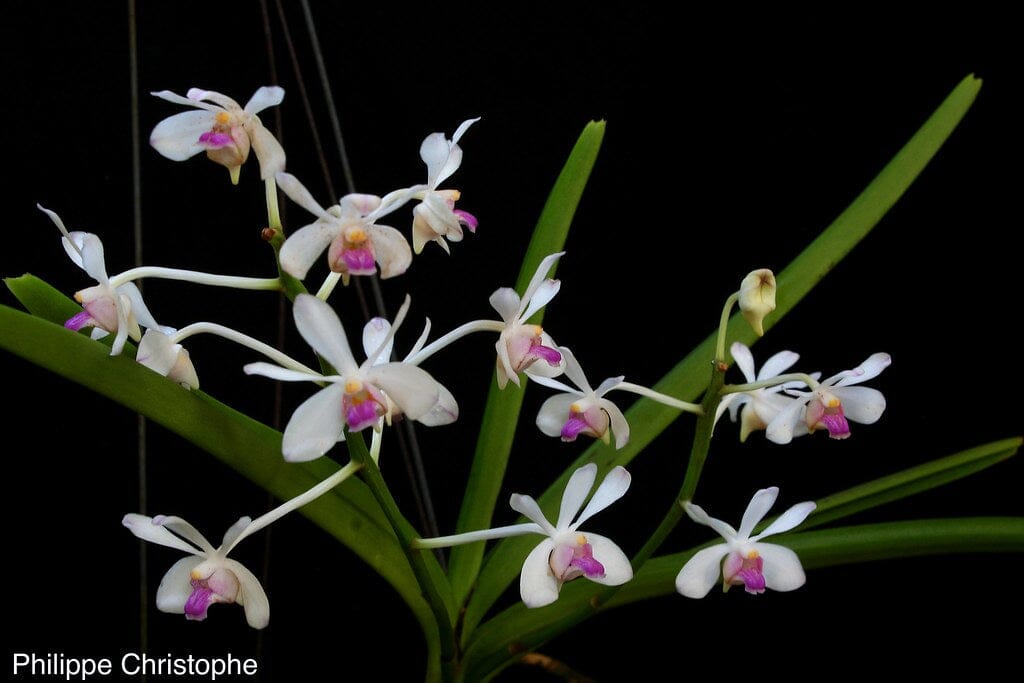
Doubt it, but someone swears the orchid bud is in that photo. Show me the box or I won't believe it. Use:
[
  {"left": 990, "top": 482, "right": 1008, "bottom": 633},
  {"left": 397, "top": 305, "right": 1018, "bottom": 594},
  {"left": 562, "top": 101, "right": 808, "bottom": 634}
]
[{"left": 739, "top": 268, "right": 777, "bottom": 336}]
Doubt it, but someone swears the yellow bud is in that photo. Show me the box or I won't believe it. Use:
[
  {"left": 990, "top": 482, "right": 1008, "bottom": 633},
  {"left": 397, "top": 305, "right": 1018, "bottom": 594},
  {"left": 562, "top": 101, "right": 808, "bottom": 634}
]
[
  {"left": 739, "top": 268, "right": 777, "bottom": 336},
  {"left": 576, "top": 534, "right": 587, "bottom": 545},
  {"left": 215, "top": 111, "right": 232, "bottom": 125},
  {"left": 344, "top": 378, "right": 363, "bottom": 394}
]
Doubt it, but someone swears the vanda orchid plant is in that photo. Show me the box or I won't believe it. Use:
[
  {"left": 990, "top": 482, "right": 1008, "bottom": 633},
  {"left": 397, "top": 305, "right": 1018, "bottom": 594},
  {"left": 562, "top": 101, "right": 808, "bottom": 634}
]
[{"left": 1, "top": 73, "right": 1021, "bottom": 682}]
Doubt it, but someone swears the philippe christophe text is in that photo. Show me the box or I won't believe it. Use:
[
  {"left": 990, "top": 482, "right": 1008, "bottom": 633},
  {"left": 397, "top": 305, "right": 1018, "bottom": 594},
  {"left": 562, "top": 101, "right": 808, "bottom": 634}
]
[{"left": 11, "top": 652, "right": 257, "bottom": 680}]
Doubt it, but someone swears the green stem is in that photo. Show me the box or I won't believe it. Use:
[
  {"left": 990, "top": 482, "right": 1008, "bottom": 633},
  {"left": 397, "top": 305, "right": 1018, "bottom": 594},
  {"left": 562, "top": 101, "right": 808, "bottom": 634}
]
[
  {"left": 347, "top": 433, "right": 457, "bottom": 680},
  {"left": 632, "top": 360, "right": 727, "bottom": 567},
  {"left": 265, "top": 176, "right": 282, "bottom": 233},
  {"left": 722, "top": 372, "right": 821, "bottom": 394},
  {"left": 715, "top": 292, "right": 740, "bottom": 362}
]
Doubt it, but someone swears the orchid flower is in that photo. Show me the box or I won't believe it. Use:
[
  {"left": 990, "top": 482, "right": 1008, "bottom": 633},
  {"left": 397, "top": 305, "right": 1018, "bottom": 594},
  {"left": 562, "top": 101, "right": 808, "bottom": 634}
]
[
  {"left": 490, "top": 252, "right": 565, "bottom": 388},
  {"left": 122, "top": 514, "right": 269, "bottom": 628},
  {"left": 416, "top": 464, "right": 633, "bottom": 607},
  {"left": 149, "top": 87, "right": 286, "bottom": 184},
  {"left": 676, "top": 487, "right": 816, "bottom": 598},
  {"left": 136, "top": 327, "right": 200, "bottom": 389},
  {"left": 39, "top": 205, "right": 159, "bottom": 356},
  {"left": 512, "top": 464, "right": 633, "bottom": 607},
  {"left": 527, "top": 347, "right": 630, "bottom": 448},
  {"left": 275, "top": 172, "right": 414, "bottom": 283},
  {"left": 715, "top": 342, "right": 816, "bottom": 442},
  {"left": 411, "top": 117, "right": 480, "bottom": 254},
  {"left": 766, "top": 352, "right": 891, "bottom": 443},
  {"left": 244, "top": 293, "right": 457, "bottom": 462}
]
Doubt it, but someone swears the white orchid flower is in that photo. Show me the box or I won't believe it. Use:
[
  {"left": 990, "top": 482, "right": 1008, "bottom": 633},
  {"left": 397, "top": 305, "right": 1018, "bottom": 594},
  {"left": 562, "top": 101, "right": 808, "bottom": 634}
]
[
  {"left": 122, "top": 514, "right": 269, "bottom": 628},
  {"left": 528, "top": 347, "right": 629, "bottom": 448},
  {"left": 489, "top": 252, "right": 566, "bottom": 388},
  {"left": 766, "top": 352, "right": 891, "bottom": 444},
  {"left": 150, "top": 86, "right": 286, "bottom": 184},
  {"left": 716, "top": 342, "right": 816, "bottom": 442},
  {"left": 275, "top": 172, "right": 414, "bottom": 283},
  {"left": 136, "top": 327, "right": 200, "bottom": 389},
  {"left": 38, "top": 205, "right": 159, "bottom": 356},
  {"left": 244, "top": 294, "right": 457, "bottom": 462},
  {"left": 511, "top": 464, "right": 633, "bottom": 607},
  {"left": 411, "top": 117, "right": 480, "bottom": 254},
  {"left": 676, "top": 487, "right": 816, "bottom": 598}
]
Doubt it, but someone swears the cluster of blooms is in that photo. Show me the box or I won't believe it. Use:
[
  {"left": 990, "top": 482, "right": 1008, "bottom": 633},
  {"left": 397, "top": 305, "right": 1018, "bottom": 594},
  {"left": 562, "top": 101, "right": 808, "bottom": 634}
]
[{"left": 41, "top": 85, "right": 891, "bottom": 626}]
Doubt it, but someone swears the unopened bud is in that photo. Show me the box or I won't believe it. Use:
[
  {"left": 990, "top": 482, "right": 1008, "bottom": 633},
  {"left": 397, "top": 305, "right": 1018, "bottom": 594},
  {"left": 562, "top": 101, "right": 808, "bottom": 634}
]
[{"left": 739, "top": 269, "right": 776, "bottom": 336}]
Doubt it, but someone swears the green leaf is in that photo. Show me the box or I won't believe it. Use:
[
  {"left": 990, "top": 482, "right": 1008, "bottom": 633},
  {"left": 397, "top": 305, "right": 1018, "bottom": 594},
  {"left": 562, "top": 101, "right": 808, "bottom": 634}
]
[
  {"left": 1, "top": 275, "right": 434, "bottom": 632},
  {"left": 462, "top": 517, "right": 1024, "bottom": 681},
  {"left": 447, "top": 121, "right": 606, "bottom": 605},
  {"left": 803, "top": 437, "right": 1022, "bottom": 530},
  {"left": 461, "top": 74, "right": 984, "bottom": 640}
]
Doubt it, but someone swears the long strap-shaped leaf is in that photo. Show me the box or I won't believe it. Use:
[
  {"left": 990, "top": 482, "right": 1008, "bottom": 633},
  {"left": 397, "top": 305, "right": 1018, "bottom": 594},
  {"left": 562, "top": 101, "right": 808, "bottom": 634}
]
[
  {"left": 461, "top": 516, "right": 1023, "bottom": 681},
  {"left": 0, "top": 275, "right": 434, "bottom": 634},
  {"left": 460, "top": 74, "right": 984, "bottom": 639},
  {"left": 447, "top": 121, "right": 606, "bottom": 605}
]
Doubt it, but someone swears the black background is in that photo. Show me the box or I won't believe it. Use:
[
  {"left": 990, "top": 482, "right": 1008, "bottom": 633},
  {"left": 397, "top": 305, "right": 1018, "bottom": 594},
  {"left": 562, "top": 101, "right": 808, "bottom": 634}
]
[{"left": 2, "top": 3, "right": 1021, "bottom": 681}]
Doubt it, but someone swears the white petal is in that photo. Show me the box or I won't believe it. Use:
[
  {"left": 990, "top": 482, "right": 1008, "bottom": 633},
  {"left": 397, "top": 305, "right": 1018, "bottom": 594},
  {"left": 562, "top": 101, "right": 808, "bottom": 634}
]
[
  {"left": 730, "top": 342, "right": 756, "bottom": 382},
  {"left": 489, "top": 287, "right": 521, "bottom": 323},
  {"left": 122, "top": 514, "right": 204, "bottom": 555},
  {"left": 584, "top": 532, "right": 633, "bottom": 586},
  {"left": 275, "top": 172, "right": 329, "bottom": 218},
  {"left": 524, "top": 372, "right": 578, "bottom": 394},
  {"left": 244, "top": 86, "right": 285, "bottom": 114},
  {"left": 282, "top": 383, "right": 347, "bottom": 462},
  {"left": 77, "top": 233, "right": 109, "bottom": 283},
  {"left": 683, "top": 502, "right": 737, "bottom": 541},
  {"left": 279, "top": 220, "right": 339, "bottom": 281},
  {"left": 519, "top": 279, "right": 561, "bottom": 321},
  {"left": 594, "top": 376, "right": 624, "bottom": 397},
  {"left": 243, "top": 362, "right": 326, "bottom": 383},
  {"left": 224, "top": 558, "right": 270, "bottom": 629},
  {"left": 738, "top": 487, "right": 779, "bottom": 539},
  {"left": 293, "top": 294, "right": 359, "bottom": 375},
  {"left": 765, "top": 395, "right": 810, "bottom": 444},
  {"left": 433, "top": 144, "right": 464, "bottom": 188},
  {"left": 220, "top": 516, "right": 254, "bottom": 551},
  {"left": 419, "top": 132, "right": 452, "bottom": 185},
  {"left": 367, "top": 224, "right": 412, "bottom": 279},
  {"left": 557, "top": 463, "right": 598, "bottom": 529},
  {"left": 495, "top": 338, "right": 516, "bottom": 389},
  {"left": 509, "top": 494, "right": 556, "bottom": 535},
  {"left": 600, "top": 398, "right": 631, "bottom": 449},
  {"left": 155, "top": 555, "right": 204, "bottom": 614},
  {"left": 136, "top": 329, "right": 179, "bottom": 374},
  {"left": 832, "top": 386, "right": 886, "bottom": 424},
  {"left": 573, "top": 466, "right": 630, "bottom": 528},
  {"left": 556, "top": 347, "right": 591, "bottom": 393},
  {"left": 413, "top": 382, "right": 460, "bottom": 427},
  {"left": 149, "top": 109, "right": 215, "bottom": 161},
  {"left": 186, "top": 88, "right": 238, "bottom": 109},
  {"left": 758, "top": 349, "right": 800, "bottom": 381},
  {"left": 365, "top": 363, "right": 457, "bottom": 422},
  {"left": 754, "top": 501, "right": 816, "bottom": 541},
  {"left": 153, "top": 515, "right": 217, "bottom": 554},
  {"left": 362, "top": 318, "right": 393, "bottom": 364},
  {"left": 674, "top": 544, "right": 730, "bottom": 598},
  {"left": 519, "top": 538, "right": 560, "bottom": 608},
  {"left": 836, "top": 352, "right": 892, "bottom": 386},
  {"left": 536, "top": 393, "right": 578, "bottom": 438},
  {"left": 756, "top": 542, "right": 807, "bottom": 592},
  {"left": 150, "top": 89, "right": 215, "bottom": 109},
  {"left": 249, "top": 123, "right": 286, "bottom": 179},
  {"left": 519, "top": 252, "right": 564, "bottom": 317},
  {"left": 118, "top": 282, "right": 159, "bottom": 330},
  {"left": 451, "top": 117, "right": 480, "bottom": 145},
  {"left": 339, "top": 193, "right": 382, "bottom": 216}
]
